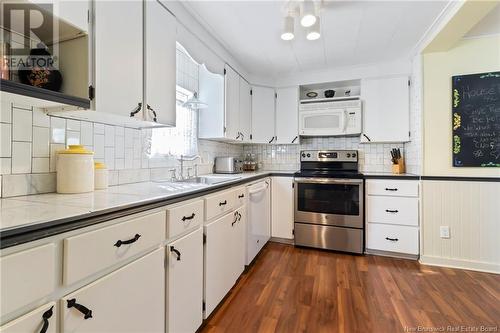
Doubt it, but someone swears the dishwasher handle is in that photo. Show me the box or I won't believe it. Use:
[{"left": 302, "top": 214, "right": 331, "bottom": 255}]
[{"left": 248, "top": 182, "right": 269, "bottom": 195}]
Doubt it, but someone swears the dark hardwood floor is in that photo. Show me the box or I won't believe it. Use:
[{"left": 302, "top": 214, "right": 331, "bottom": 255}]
[{"left": 200, "top": 242, "right": 500, "bottom": 333}]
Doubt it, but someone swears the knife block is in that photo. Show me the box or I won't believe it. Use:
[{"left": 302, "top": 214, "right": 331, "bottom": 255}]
[{"left": 391, "top": 158, "right": 406, "bottom": 174}]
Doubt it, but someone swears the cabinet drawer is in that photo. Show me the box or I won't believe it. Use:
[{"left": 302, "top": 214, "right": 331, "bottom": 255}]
[
  {"left": 63, "top": 211, "right": 166, "bottom": 285},
  {"left": 61, "top": 249, "right": 164, "bottom": 333},
  {"left": 166, "top": 200, "right": 204, "bottom": 239},
  {"left": 0, "top": 244, "right": 56, "bottom": 316},
  {"left": 204, "top": 189, "right": 237, "bottom": 221},
  {"left": 367, "top": 223, "right": 418, "bottom": 255},
  {"left": 235, "top": 186, "right": 246, "bottom": 207},
  {"left": 366, "top": 196, "right": 418, "bottom": 226},
  {"left": 366, "top": 179, "right": 419, "bottom": 197},
  {"left": 0, "top": 302, "right": 56, "bottom": 333}
]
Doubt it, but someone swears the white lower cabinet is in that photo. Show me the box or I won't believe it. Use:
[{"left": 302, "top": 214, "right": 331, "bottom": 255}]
[
  {"left": 60, "top": 249, "right": 165, "bottom": 333},
  {"left": 203, "top": 209, "right": 243, "bottom": 318},
  {"left": 166, "top": 228, "right": 203, "bottom": 333},
  {"left": 365, "top": 179, "right": 420, "bottom": 257},
  {"left": 229, "top": 206, "right": 246, "bottom": 283},
  {"left": 271, "top": 177, "right": 294, "bottom": 239},
  {"left": 0, "top": 302, "right": 56, "bottom": 333}
]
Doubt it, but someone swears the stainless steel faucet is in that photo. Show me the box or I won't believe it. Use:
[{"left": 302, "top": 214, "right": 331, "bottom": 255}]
[{"left": 177, "top": 154, "right": 201, "bottom": 180}]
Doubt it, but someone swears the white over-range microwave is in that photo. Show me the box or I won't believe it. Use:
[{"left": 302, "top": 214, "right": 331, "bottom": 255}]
[{"left": 299, "top": 100, "right": 362, "bottom": 136}]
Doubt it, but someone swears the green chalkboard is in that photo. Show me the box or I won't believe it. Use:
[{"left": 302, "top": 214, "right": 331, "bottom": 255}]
[{"left": 452, "top": 72, "right": 500, "bottom": 167}]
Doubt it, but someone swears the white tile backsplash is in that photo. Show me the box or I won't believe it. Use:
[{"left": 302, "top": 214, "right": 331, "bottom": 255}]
[
  {"left": 33, "top": 127, "right": 50, "bottom": 157},
  {"left": 80, "top": 121, "right": 93, "bottom": 146},
  {"left": 0, "top": 100, "right": 12, "bottom": 123},
  {"left": 0, "top": 158, "right": 11, "bottom": 174},
  {"left": 32, "top": 157, "right": 49, "bottom": 173},
  {"left": 94, "top": 123, "right": 105, "bottom": 134},
  {"left": 66, "top": 131, "right": 81, "bottom": 146},
  {"left": 12, "top": 142, "right": 32, "bottom": 174},
  {"left": 104, "top": 125, "right": 115, "bottom": 147},
  {"left": 32, "top": 108, "right": 50, "bottom": 127},
  {"left": 0, "top": 123, "right": 12, "bottom": 157},
  {"left": 12, "top": 108, "right": 32, "bottom": 142},
  {"left": 50, "top": 117, "right": 66, "bottom": 144},
  {"left": 66, "top": 119, "right": 81, "bottom": 132}
]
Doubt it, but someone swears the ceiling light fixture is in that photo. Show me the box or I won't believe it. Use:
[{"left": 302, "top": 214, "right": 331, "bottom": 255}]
[
  {"left": 281, "top": 15, "right": 295, "bottom": 41},
  {"left": 182, "top": 92, "right": 208, "bottom": 109},
  {"left": 306, "top": 16, "right": 320, "bottom": 40},
  {"left": 300, "top": 0, "right": 316, "bottom": 27}
]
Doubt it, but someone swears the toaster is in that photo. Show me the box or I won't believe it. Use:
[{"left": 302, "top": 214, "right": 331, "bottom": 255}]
[{"left": 214, "top": 157, "right": 243, "bottom": 174}]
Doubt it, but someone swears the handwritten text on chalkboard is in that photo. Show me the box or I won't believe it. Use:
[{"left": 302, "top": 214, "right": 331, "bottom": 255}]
[{"left": 452, "top": 72, "right": 500, "bottom": 167}]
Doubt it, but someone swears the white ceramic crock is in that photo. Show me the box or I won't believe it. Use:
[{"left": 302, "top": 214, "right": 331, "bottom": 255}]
[
  {"left": 94, "top": 162, "right": 109, "bottom": 190},
  {"left": 56, "top": 145, "right": 94, "bottom": 194}
]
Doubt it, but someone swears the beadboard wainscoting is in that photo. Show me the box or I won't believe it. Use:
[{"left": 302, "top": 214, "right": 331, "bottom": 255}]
[{"left": 420, "top": 180, "right": 500, "bottom": 273}]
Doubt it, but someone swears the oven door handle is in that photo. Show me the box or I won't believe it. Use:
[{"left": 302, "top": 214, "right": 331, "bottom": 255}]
[{"left": 294, "top": 178, "right": 363, "bottom": 185}]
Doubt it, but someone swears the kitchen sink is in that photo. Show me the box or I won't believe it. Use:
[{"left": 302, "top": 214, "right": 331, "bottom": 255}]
[{"left": 179, "top": 175, "right": 241, "bottom": 185}]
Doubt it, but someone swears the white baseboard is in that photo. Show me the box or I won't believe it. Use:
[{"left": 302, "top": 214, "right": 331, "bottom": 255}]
[{"left": 419, "top": 255, "right": 500, "bottom": 274}]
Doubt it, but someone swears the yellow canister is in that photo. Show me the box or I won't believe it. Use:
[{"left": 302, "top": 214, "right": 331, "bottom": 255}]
[
  {"left": 56, "top": 145, "right": 94, "bottom": 194},
  {"left": 94, "top": 162, "right": 109, "bottom": 190}
]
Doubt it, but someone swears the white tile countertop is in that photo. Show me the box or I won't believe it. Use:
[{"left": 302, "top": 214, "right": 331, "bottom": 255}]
[{"left": 0, "top": 171, "right": 294, "bottom": 236}]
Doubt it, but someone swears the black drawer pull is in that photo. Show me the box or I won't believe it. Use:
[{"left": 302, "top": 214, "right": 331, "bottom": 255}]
[
  {"left": 40, "top": 306, "right": 54, "bottom": 333},
  {"left": 237, "top": 212, "right": 242, "bottom": 221},
  {"left": 182, "top": 213, "right": 195, "bottom": 221},
  {"left": 219, "top": 200, "right": 227, "bottom": 206},
  {"left": 232, "top": 212, "right": 238, "bottom": 226},
  {"left": 385, "top": 237, "right": 399, "bottom": 242},
  {"left": 385, "top": 209, "right": 399, "bottom": 213},
  {"left": 114, "top": 234, "right": 141, "bottom": 247},
  {"left": 170, "top": 246, "right": 181, "bottom": 261},
  {"left": 385, "top": 188, "right": 398, "bottom": 191},
  {"left": 67, "top": 299, "right": 93, "bottom": 319},
  {"left": 238, "top": 194, "right": 245, "bottom": 199}
]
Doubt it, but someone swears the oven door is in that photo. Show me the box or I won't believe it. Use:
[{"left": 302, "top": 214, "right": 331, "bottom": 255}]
[{"left": 294, "top": 178, "right": 363, "bottom": 228}]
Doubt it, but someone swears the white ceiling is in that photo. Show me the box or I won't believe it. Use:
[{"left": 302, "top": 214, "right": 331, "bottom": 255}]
[{"left": 181, "top": 1, "right": 449, "bottom": 79}]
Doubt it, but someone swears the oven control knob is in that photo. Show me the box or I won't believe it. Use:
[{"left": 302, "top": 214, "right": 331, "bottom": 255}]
[
  {"left": 352, "top": 153, "right": 356, "bottom": 158},
  {"left": 307, "top": 153, "right": 311, "bottom": 157},
  {"left": 346, "top": 153, "right": 351, "bottom": 158},
  {"left": 302, "top": 153, "right": 306, "bottom": 157}
]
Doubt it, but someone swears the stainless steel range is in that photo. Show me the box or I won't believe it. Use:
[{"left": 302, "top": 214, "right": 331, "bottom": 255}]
[{"left": 294, "top": 150, "right": 364, "bottom": 254}]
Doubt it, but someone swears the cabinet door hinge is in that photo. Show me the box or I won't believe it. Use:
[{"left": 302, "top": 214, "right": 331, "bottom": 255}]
[
  {"left": 224, "top": 68, "right": 226, "bottom": 75},
  {"left": 203, "top": 233, "right": 207, "bottom": 244},
  {"left": 275, "top": 92, "right": 277, "bottom": 99},
  {"left": 408, "top": 79, "right": 411, "bottom": 86},
  {"left": 250, "top": 89, "right": 253, "bottom": 96},
  {"left": 292, "top": 229, "right": 295, "bottom": 235},
  {"left": 292, "top": 182, "right": 294, "bottom": 188},
  {"left": 202, "top": 301, "right": 206, "bottom": 311},
  {"left": 88, "top": 85, "right": 94, "bottom": 100},
  {"left": 409, "top": 131, "right": 411, "bottom": 138},
  {"left": 250, "top": 134, "right": 253, "bottom": 140}
]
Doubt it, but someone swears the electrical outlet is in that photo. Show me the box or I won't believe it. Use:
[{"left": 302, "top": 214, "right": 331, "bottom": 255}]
[{"left": 440, "top": 226, "right": 450, "bottom": 239}]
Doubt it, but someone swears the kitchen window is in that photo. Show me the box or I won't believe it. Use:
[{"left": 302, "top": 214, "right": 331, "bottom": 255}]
[{"left": 150, "top": 85, "right": 198, "bottom": 157}]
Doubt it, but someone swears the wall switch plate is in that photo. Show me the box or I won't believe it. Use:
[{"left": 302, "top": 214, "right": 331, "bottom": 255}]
[{"left": 440, "top": 226, "right": 450, "bottom": 239}]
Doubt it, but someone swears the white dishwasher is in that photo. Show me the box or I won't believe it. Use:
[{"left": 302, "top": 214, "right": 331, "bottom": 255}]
[{"left": 246, "top": 179, "right": 271, "bottom": 265}]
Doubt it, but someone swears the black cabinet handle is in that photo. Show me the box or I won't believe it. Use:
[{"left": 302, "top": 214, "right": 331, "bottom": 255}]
[
  {"left": 232, "top": 212, "right": 238, "bottom": 226},
  {"left": 130, "top": 102, "right": 142, "bottom": 118},
  {"left": 114, "top": 234, "right": 141, "bottom": 247},
  {"left": 385, "top": 209, "right": 399, "bottom": 213},
  {"left": 237, "top": 212, "right": 242, "bottom": 221},
  {"left": 268, "top": 137, "right": 274, "bottom": 143},
  {"left": 146, "top": 104, "right": 158, "bottom": 123},
  {"left": 219, "top": 200, "right": 227, "bottom": 206},
  {"left": 170, "top": 246, "right": 181, "bottom": 261},
  {"left": 363, "top": 133, "right": 371, "bottom": 142},
  {"left": 291, "top": 136, "right": 298, "bottom": 144},
  {"left": 238, "top": 194, "right": 244, "bottom": 199},
  {"left": 182, "top": 213, "right": 195, "bottom": 221},
  {"left": 385, "top": 237, "right": 399, "bottom": 242},
  {"left": 40, "top": 306, "right": 54, "bottom": 333},
  {"left": 67, "top": 299, "right": 92, "bottom": 319},
  {"left": 385, "top": 188, "right": 398, "bottom": 191},
  {"left": 236, "top": 132, "right": 241, "bottom": 140}
]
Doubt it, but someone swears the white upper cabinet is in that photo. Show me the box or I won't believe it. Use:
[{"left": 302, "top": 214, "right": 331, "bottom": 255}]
[
  {"left": 239, "top": 79, "right": 252, "bottom": 142},
  {"left": 251, "top": 86, "right": 276, "bottom": 144},
  {"left": 224, "top": 65, "right": 241, "bottom": 140},
  {"left": 94, "top": 1, "right": 143, "bottom": 121},
  {"left": 360, "top": 76, "right": 410, "bottom": 143},
  {"left": 198, "top": 66, "right": 225, "bottom": 139},
  {"left": 275, "top": 87, "right": 299, "bottom": 144},
  {"left": 145, "top": 0, "right": 176, "bottom": 126}
]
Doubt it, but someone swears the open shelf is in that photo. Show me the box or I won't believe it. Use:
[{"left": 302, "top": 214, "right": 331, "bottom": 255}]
[
  {"left": 1, "top": 80, "right": 90, "bottom": 109},
  {"left": 299, "top": 96, "right": 361, "bottom": 104}
]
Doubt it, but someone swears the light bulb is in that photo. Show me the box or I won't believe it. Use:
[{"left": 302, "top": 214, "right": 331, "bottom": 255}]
[
  {"left": 300, "top": 1, "right": 316, "bottom": 27},
  {"left": 281, "top": 15, "right": 295, "bottom": 41},
  {"left": 306, "top": 16, "right": 320, "bottom": 40}
]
